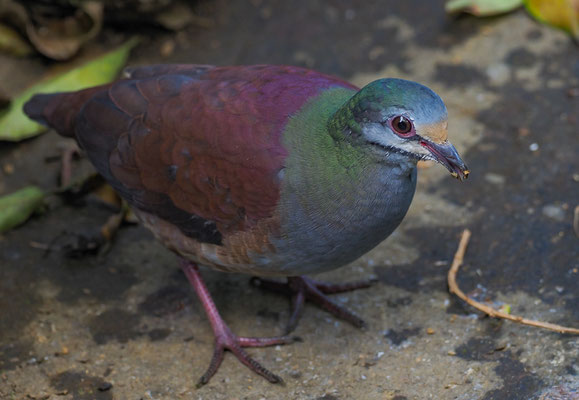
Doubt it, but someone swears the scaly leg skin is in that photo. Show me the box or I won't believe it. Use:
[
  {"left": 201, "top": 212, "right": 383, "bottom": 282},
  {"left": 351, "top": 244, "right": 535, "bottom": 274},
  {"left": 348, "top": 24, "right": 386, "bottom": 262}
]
[
  {"left": 251, "top": 275, "right": 375, "bottom": 334},
  {"left": 180, "top": 259, "right": 297, "bottom": 386}
]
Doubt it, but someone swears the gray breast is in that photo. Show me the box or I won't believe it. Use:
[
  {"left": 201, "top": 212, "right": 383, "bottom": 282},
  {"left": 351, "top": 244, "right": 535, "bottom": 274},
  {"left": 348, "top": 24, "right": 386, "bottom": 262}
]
[{"left": 272, "top": 164, "right": 417, "bottom": 276}]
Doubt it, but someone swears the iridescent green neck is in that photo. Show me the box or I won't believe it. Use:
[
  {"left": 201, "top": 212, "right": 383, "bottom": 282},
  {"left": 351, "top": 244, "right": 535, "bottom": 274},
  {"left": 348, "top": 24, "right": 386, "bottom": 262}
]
[
  {"left": 327, "top": 89, "right": 363, "bottom": 139},
  {"left": 281, "top": 87, "right": 370, "bottom": 194}
]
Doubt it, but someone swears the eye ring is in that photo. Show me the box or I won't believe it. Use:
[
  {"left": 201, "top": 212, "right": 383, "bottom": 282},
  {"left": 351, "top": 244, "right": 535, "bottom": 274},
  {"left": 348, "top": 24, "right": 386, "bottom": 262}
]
[{"left": 390, "top": 115, "right": 415, "bottom": 137}]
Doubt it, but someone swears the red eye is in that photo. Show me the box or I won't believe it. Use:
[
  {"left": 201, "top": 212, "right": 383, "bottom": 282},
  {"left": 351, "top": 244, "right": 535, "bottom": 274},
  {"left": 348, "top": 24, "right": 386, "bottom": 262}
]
[{"left": 391, "top": 116, "right": 414, "bottom": 136}]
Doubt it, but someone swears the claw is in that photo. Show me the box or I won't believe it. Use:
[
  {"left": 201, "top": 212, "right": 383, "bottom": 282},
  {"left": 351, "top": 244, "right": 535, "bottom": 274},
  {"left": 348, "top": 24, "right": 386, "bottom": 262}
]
[
  {"left": 252, "top": 275, "right": 373, "bottom": 334},
  {"left": 180, "top": 260, "right": 294, "bottom": 385}
]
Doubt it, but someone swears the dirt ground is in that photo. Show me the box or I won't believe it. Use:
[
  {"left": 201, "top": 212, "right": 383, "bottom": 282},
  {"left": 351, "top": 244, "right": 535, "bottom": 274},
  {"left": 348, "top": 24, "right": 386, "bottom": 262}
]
[{"left": 1, "top": 1, "right": 578, "bottom": 399}]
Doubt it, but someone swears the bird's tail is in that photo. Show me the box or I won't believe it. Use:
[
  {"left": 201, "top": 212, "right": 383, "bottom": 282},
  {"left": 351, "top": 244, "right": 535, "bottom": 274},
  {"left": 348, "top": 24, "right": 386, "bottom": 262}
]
[{"left": 23, "top": 85, "right": 106, "bottom": 138}]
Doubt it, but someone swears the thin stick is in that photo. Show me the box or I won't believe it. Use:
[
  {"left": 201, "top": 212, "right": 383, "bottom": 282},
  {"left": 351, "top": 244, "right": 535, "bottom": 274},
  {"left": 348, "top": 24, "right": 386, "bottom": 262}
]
[
  {"left": 448, "top": 229, "right": 579, "bottom": 335},
  {"left": 58, "top": 141, "right": 81, "bottom": 188}
]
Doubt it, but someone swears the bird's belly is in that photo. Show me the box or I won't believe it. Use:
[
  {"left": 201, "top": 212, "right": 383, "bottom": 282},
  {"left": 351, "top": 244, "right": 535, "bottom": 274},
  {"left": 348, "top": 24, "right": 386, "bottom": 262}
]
[
  {"left": 135, "top": 199, "right": 410, "bottom": 277},
  {"left": 269, "top": 208, "right": 410, "bottom": 276},
  {"left": 134, "top": 168, "right": 416, "bottom": 277}
]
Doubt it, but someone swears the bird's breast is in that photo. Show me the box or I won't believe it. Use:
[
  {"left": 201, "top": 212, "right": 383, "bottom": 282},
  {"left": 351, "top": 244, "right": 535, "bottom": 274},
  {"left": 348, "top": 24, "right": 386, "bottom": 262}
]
[{"left": 269, "top": 165, "right": 417, "bottom": 276}]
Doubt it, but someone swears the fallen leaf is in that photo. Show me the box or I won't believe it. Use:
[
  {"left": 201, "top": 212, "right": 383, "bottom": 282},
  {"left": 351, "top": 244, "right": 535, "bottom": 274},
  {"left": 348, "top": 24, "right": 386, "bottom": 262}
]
[
  {"left": 0, "top": 38, "right": 137, "bottom": 142},
  {"left": 0, "top": 186, "right": 45, "bottom": 233},
  {"left": 92, "top": 183, "right": 122, "bottom": 209},
  {"left": 28, "top": 2, "right": 103, "bottom": 60},
  {"left": 0, "top": 22, "right": 33, "bottom": 56},
  {"left": 524, "top": 0, "right": 579, "bottom": 39},
  {"left": 446, "top": 0, "right": 523, "bottom": 16},
  {"left": 1, "top": 0, "right": 103, "bottom": 60},
  {"left": 44, "top": 203, "right": 128, "bottom": 258},
  {"left": 155, "top": 2, "right": 215, "bottom": 30}
]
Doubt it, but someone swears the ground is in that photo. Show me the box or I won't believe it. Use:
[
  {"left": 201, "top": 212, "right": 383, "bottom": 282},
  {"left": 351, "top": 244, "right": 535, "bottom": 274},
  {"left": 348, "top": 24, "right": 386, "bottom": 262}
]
[{"left": 0, "top": 1, "right": 578, "bottom": 399}]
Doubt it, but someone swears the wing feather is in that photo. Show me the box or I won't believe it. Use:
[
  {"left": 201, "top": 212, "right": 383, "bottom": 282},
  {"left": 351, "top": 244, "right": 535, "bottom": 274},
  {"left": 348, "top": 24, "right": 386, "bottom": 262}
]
[{"left": 28, "top": 65, "right": 358, "bottom": 244}]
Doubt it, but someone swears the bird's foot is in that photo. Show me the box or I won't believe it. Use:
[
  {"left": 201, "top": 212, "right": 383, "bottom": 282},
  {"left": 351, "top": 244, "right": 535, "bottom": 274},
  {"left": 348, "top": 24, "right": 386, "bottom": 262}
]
[
  {"left": 251, "top": 276, "right": 374, "bottom": 334},
  {"left": 180, "top": 260, "right": 297, "bottom": 386},
  {"left": 198, "top": 326, "right": 295, "bottom": 387}
]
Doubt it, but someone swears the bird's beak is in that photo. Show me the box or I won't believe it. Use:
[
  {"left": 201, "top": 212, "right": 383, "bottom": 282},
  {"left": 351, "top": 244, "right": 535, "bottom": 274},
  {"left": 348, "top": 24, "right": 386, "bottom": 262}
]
[{"left": 420, "top": 140, "right": 469, "bottom": 181}]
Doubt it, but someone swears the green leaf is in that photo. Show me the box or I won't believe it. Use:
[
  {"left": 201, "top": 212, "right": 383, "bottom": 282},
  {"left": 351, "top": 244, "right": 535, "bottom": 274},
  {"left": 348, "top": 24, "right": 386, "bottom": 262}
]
[
  {"left": 524, "top": 0, "right": 579, "bottom": 39},
  {"left": 446, "top": 0, "right": 523, "bottom": 16},
  {"left": 0, "top": 186, "right": 45, "bottom": 233},
  {"left": 0, "top": 38, "right": 138, "bottom": 142}
]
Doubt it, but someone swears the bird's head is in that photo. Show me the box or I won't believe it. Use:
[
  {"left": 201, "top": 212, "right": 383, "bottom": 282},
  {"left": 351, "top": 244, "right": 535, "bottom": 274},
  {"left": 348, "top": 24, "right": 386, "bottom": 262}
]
[{"left": 334, "top": 78, "right": 469, "bottom": 180}]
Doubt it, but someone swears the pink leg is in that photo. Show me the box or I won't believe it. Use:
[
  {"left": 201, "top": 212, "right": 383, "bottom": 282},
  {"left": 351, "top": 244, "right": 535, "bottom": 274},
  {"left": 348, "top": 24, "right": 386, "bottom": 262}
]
[
  {"left": 180, "top": 260, "right": 296, "bottom": 386},
  {"left": 251, "top": 275, "right": 374, "bottom": 334}
]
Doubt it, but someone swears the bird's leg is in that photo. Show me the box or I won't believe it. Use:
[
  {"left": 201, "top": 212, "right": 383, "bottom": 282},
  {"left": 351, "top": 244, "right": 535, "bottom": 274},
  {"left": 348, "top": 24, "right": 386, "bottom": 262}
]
[
  {"left": 251, "top": 276, "right": 374, "bottom": 334},
  {"left": 180, "top": 260, "right": 296, "bottom": 386}
]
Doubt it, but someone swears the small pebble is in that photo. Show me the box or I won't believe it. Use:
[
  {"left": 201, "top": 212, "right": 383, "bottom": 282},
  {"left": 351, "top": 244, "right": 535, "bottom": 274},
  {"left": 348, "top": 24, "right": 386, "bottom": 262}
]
[
  {"left": 542, "top": 204, "right": 565, "bottom": 222},
  {"left": 529, "top": 143, "right": 539, "bottom": 151},
  {"left": 426, "top": 328, "right": 435, "bottom": 335},
  {"left": 484, "top": 172, "right": 506, "bottom": 185},
  {"left": 98, "top": 382, "right": 113, "bottom": 392}
]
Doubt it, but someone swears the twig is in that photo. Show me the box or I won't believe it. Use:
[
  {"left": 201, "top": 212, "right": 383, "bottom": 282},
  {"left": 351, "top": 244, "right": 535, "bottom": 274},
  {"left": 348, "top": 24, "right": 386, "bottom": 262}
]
[
  {"left": 57, "top": 141, "right": 81, "bottom": 188},
  {"left": 448, "top": 229, "right": 579, "bottom": 335}
]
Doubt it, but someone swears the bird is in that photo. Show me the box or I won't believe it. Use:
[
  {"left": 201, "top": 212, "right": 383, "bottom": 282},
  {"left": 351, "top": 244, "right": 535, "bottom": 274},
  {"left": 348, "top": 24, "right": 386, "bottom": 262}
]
[{"left": 24, "top": 64, "right": 469, "bottom": 386}]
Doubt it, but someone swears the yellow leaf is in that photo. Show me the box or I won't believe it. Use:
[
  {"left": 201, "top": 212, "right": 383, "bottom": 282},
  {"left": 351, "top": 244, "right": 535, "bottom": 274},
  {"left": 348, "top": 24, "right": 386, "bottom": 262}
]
[
  {"left": 0, "top": 38, "right": 138, "bottom": 141},
  {"left": 524, "top": 0, "right": 579, "bottom": 38}
]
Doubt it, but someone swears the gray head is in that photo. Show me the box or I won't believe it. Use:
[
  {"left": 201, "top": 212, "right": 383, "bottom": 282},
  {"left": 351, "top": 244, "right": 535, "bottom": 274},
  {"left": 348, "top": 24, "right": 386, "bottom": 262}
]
[{"left": 334, "top": 78, "right": 469, "bottom": 180}]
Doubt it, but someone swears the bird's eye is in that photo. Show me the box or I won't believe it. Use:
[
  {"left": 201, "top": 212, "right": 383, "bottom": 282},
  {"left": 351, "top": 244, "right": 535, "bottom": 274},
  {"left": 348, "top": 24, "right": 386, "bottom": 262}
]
[{"left": 391, "top": 116, "right": 414, "bottom": 137}]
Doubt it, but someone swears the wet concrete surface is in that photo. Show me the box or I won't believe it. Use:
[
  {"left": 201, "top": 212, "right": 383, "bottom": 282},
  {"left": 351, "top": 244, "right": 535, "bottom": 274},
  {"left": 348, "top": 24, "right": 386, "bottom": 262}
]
[{"left": 0, "top": 0, "right": 578, "bottom": 399}]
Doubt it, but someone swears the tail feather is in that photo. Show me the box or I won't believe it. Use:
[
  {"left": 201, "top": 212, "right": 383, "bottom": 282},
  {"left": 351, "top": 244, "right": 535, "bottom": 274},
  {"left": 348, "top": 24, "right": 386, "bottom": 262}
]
[
  {"left": 23, "top": 85, "right": 109, "bottom": 138},
  {"left": 24, "top": 93, "right": 64, "bottom": 130}
]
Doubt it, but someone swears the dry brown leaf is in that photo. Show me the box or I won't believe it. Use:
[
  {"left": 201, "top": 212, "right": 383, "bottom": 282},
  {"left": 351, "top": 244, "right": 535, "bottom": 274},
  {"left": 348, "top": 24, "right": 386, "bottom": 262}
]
[{"left": 1, "top": 0, "right": 103, "bottom": 60}]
